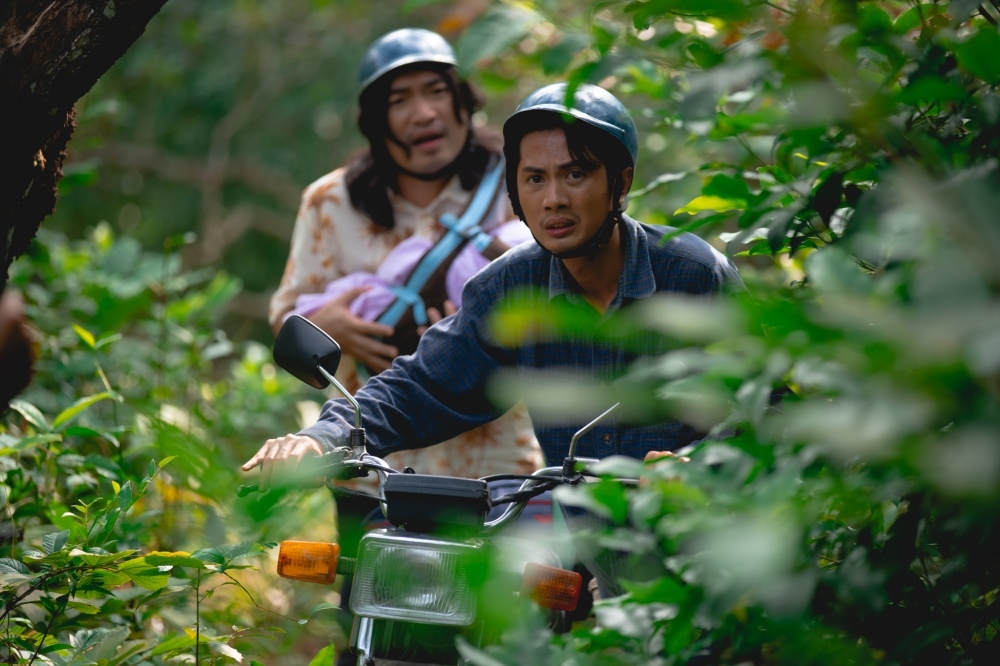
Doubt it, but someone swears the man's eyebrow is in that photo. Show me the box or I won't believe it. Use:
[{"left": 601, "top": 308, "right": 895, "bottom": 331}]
[
  {"left": 389, "top": 74, "right": 446, "bottom": 95},
  {"left": 519, "top": 159, "right": 595, "bottom": 172}
]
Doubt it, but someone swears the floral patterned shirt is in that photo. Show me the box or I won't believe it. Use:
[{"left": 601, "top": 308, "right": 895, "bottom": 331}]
[{"left": 271, "top": 166, "right": 543, "bottom": 481}]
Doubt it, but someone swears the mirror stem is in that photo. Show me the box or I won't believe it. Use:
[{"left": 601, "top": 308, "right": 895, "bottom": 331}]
[
  {"left": 563, "top": 402, "right": 620, "bottom": 478},
  {"left": 318, "top": 366, "right": 368, "bottom": 458},
  {"left": 318, "top": 366, "right": 362, "bottom": 429}
]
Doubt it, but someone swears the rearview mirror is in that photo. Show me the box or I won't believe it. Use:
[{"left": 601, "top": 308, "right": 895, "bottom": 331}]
[{"left": 273, "top": 315, "right": 342, "bottom": 389}]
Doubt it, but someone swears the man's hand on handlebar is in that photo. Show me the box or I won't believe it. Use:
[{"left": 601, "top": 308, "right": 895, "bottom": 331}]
[
  {"left": 640, "top": 450, "right": 691, "bottom": 486},
  {"left": 242, "top": 434, "right": 327, "bottom": 490},
  {"left": 643, "top": 450, "right": 691, "bottom": 463}
]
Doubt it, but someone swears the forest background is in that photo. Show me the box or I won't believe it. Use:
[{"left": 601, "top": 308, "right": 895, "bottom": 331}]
[{"left": 2, "top": 1, "right": 999, "bottom": 665}]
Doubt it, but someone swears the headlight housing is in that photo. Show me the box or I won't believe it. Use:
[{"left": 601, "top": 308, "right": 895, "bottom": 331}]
[{"left": 350, "top": 530, "right": 484, "bottom": 626}]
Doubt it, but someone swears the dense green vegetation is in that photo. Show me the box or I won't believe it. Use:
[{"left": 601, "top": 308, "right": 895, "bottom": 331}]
[{"left": 3, "top": 0, "right": 998, "bottom": 664}]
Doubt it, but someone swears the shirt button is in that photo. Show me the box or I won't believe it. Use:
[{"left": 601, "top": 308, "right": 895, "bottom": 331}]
[{"left": 603, "top": 434, "right": 611, "bottom": 442}]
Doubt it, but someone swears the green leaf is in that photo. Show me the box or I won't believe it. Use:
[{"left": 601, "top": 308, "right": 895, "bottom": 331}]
[
  {"left": 43, "top": 530, "right": 70, "bottom": 555},
  {"left": 69, "top": 548, "right": 138, "bottom": 566},
  {"left": 9, "top": 399, "right": 51, "bottom": 431},
  {"left": 123, "top": 568, "right": 171, "bottom": 591},
  {"left": 211, "top": 642, "right": 244, "bottom": 662},
  {"left": 117, "top": 558, "right": 171, "bottom": 590},
  {"left": 65, "top": 626, "right": 131, "bottom": 664},
  {"left": 896, "top": 76, "right": 969, "bottom": 105},
  {"left": 72, "top": 324, "right": 96, "bottom": 349},
  {"left": 894, "top": 4, "right": 947, "bottom": 33},
  {"left": 702, "top": 173, "right": 752, "bottom": 202},
  {"left": 307, "top": 643, "right": 337, "bottom": 666},
  {"left": 53, "top": 392, "right": 116, "bottom": 431},
  {"left": 144, "top": 552, "right": 210, "bottom": 569},
  {"left": 117, "top": 480, "right": 134, "bottom": 511},
  {"left": 687, "top": 39, "right": 723, "bottom": 69},
  {"left": 150, "top": 633, "right": 197, "bottom": 657},
  {"left": 805, "top": 246, "right": 872, "bottom": 296},
  {"left": 0, "top": 558, "right": 31, "bottom": 575},
  {"left": 621, "top": 574, "right": 689, "bottom": 604},
  {"left": 952, "top": 26, "right": 1000, "bottom": 83},
  {"left": 857, "top": 3, "right": 894, "bottom": 34},
  {"left": 92, "top": 570, "right": 130, "bottom": 588},
  {"left": 675, "top": 195, "right": 746, "bottom": 215},
  {"left": 588, "top": 455, "right": 644, "bottom": 479},
  {"left": 63, "top": 424, "right": 110, "bottom": 441},
  {"left": 191, "top": 547, "right": 226, "bottom": 565},
  {"left": 193, "top": 541, "right": 268, "bottom": 568},
  {"left": 456, "top": 4, "right": 536, "bottom": 70},
  {"left": 94, "top": 332, "right": 122, "bottom": 350},
  {"left": 625, "top": 0, "right": 753, "bottom": 27},
  {"left": 66, "top": 600, "right": 102, "bottom": 615}
]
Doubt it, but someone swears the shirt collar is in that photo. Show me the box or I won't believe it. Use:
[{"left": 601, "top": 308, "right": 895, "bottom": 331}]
[
  {"left": 390, "top": 175, "right": 467, "bottom": 218},
  {"left": 546, "top": 215, "right": 656, "bottom": 308}
]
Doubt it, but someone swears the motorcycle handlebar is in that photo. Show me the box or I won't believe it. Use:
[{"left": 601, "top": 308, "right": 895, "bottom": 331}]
[{"left": 237, "top": 449, "right": 363, "bottom": 497}]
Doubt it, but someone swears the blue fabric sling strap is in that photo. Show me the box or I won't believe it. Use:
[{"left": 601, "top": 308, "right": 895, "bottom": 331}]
[{"left": 374, "top": 158, "right": 505, "bottom": 330}]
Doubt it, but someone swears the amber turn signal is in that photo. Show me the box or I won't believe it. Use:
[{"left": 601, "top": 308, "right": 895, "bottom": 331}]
[
  {"left": 277, "top": 540, "right": 340, "bottom": 584},
  {"left": 521, "top": 561, "right": 582, "bottom": 611}
]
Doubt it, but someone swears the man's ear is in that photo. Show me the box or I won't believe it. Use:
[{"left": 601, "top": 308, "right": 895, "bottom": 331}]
[{"left": 618, "top": 167, "right": 634, "bottom": 208}]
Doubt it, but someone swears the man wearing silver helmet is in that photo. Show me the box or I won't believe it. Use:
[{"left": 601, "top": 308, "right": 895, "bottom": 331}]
[
  {"left": 248, "top": 81, "right": 745, "bottom": 594},
  {"left": 268, "top": 25, "right": 542, "bottom": 496},
  {"left": 266, "top": 28, "right": 542, "bottom": 659}
]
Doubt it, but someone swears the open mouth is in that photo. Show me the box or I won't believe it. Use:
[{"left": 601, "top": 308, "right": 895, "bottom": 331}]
[
  {"left": 545, "top": 217, "right": 575, "bottom": 230},
  {"left": 411, "top": 131, "right": 444, "bottom": 148},
  {"left": 544, "top": 218, "right": 576, "bottom": 237}
]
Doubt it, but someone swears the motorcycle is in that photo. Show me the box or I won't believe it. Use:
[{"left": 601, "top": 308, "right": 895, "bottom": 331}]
[{"left": 242, "top": 314, "right": 623, "bottom": 666}]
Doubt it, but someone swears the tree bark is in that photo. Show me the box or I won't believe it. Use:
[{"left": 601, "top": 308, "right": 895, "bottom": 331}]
[{"left": 0, "top": 0, "right": 170, "bottom": 289}]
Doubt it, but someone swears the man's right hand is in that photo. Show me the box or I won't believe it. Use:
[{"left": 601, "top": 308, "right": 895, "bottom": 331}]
[
  {"left": 307, "top": 286, "right": 399, "bottom": 373},
  {"left": 242, "top": 434, "right": 326, "bottom": 490}
]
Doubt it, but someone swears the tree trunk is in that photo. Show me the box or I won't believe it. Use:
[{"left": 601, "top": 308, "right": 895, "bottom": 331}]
[{"left": 0, "top": 0, "right": 170, "bottom": 290}]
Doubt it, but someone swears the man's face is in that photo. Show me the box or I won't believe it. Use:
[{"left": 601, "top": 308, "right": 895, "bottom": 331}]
[
  {"left": 384, "top": 69, "right": 470, "bottom": 177},
  {"left": 516, "top": 128, "right": 617, "bottom": 255}
]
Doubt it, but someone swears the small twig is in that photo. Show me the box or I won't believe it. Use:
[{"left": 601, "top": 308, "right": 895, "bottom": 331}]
[{"left": 762, "top": 1, "right": 794, "bottom": 16}]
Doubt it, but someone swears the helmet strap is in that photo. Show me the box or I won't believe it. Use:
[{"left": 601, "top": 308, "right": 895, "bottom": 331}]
[{"left": 396, "top": 162, "right": 457, "bottom": 181}]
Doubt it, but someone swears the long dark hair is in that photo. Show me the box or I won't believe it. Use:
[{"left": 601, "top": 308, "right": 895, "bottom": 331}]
[{"left": 345, "top": 64, "right": 502, "bottom": 230}]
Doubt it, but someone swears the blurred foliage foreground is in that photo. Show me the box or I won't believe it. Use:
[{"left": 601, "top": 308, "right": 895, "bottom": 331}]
[{"left": 3, "top": 0, "right": 1000, "bottom": 665}]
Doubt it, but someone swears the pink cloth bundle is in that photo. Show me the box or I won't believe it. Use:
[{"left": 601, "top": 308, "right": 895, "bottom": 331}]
[{"left": 288, "top": 220, "right": 533, "bottom": 322}]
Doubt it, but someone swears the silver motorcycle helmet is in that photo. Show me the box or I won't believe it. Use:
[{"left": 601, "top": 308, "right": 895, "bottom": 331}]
[{"left": 358, "top": 27, "right": 459, "bottom": 94}]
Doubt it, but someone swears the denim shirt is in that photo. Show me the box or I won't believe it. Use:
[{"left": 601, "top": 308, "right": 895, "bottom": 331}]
[{"left": 300, "top": 215, "right": 745, "bottom": 465}]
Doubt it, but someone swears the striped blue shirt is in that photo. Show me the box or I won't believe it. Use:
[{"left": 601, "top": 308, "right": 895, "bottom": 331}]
[{"left": 301, "top": 215, "right": 744, "bottom": 465}]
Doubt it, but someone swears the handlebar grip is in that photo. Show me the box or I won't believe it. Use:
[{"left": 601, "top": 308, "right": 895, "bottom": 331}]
[{"left": 237, "top": 449, "right": 353, "bottom": 497}]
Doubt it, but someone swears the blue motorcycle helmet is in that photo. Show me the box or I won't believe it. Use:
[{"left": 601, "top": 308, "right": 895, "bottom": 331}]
[
  {"left": 503, "top": 83, "right": 638, "bottom": 259},
  {"left": 358, "top": 28, "right": 459, "bottom": 94}
]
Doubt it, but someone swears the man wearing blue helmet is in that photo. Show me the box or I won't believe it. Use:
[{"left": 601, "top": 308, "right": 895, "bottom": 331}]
[
  {"left": 247, "top": 81, "right": 745, "bottom": 594},
  {"left": 250, "top": 77, "right": 745, "bottom": 477}
]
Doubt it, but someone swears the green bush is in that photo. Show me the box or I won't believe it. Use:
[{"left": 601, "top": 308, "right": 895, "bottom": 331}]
[
  {"left": 456, "top": 1, "right": 1000, "bottom": 664},
  {"left": 2, "top": 225, "right": 336, "bottom": 664}
]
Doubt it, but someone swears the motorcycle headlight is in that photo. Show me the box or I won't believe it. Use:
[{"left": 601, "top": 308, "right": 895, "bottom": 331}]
[{"left": 350, "top": 530, "right": 484, "bottom": 626}]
